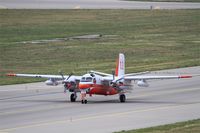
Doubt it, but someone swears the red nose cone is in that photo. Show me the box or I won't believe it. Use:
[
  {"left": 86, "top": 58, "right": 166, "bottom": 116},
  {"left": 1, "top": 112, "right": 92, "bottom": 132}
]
[{"left": 79, "top": 84, "right": 92, "bottom": 89}]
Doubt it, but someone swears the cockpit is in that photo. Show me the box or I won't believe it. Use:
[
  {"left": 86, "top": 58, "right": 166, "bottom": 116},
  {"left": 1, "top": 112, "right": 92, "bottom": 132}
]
[{"left": 81, "top": 77, "right": 93, "bottom": 82}]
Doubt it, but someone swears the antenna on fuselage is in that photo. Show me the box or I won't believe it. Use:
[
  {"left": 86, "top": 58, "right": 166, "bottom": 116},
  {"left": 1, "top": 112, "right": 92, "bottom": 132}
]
[{"left": 90, "top": 73, "right": 95, "bottom": 77}]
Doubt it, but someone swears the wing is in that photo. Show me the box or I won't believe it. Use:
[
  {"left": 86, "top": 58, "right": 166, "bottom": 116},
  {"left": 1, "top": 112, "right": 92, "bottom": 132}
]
[
  {"left": 6, "top": 73, "right": 82, "bottom": 80},
  {"left": 89, "top": 70, "right": 112, "bottom": 77},
  {"left": 98, "top": 73, "right": 192, "bottom": 82},
  {"left": 124, "top": 71, "right": 150, "bottom": 76},
  {"left": 124, "top": 74, "right": 192, "bottom": 87},
  {"left": 124, "top": 75, "right": 192, "bottom": 80},
  {"left": 101, "top": 76, "right": 113, "bottom": 81}
]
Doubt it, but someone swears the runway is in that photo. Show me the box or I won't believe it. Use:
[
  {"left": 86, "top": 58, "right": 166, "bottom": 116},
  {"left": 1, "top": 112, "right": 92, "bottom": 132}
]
[
  {"left": 0, "top": 66, "right": 200, "bottom": 133},
  {"left": 0, "top": 0, "right": 200, "bottom": 9}
]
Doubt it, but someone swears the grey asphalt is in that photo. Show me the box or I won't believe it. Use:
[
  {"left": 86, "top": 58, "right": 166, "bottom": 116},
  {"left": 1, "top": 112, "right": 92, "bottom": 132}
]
[
  {"left": 0, "top": 66, "right": 200, "bottom": 133},
  {"left": 0, "top": 0, "right": 200, "bottom": 9}
]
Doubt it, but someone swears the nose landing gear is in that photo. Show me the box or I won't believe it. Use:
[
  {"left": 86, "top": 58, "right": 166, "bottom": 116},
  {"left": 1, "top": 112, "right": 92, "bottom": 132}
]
[
  {"left": 81, "top": 99, "right": 87, "bottom": 104},
  {"left": 81, "top": 89, "right": 88, "bottom": 104}
]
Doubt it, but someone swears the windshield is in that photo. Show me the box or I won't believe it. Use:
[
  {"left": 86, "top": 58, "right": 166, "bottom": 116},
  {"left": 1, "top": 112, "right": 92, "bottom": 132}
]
[{"left": 81, "top": 77, "right": 92, "bottom": 82}]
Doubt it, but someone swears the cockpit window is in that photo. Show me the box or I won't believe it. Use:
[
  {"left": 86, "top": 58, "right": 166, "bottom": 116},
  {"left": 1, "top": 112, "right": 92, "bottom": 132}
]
[
  {"left": 86, "top": 77, "right": 92, "bottom": 82},
  {"left": 81, "top": 77, "right": 85, "bottom": 82},
  {"left": 81, "top": 77, "right": 92, "bottom": 82}
]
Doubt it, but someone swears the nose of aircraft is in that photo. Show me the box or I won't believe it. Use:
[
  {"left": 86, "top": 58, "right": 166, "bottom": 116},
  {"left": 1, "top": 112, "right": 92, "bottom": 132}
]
[{"left": 79, "top": 83, "right": 92, "bottom": 89}]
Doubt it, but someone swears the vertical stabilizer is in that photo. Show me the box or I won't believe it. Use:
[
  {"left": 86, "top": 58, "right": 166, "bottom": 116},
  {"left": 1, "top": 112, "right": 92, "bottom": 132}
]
[{"left": 115, "top": 53, "right": 125, "bottom": 77}]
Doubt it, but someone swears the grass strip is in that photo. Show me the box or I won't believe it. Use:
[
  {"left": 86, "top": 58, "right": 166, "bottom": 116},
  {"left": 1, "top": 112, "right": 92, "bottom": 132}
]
[
  {"left": 115, "top": 119, "right": 200, "bottom": 133},
  {"left": 0, "top": 9, "right": 199, "bottom": 85}
]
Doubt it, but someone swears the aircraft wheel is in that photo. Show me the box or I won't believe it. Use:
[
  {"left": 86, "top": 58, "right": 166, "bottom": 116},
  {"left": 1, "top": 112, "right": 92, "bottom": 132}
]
[
  {"left": 70, "top": 93, "right": 76, "bottom": 102},
  {"left": 81, "top": 100, "right": 84, "bottom": 104},
  {"left": 81, "top": 100, "right": 87, "bottom": 104},
  {"left": 119, "top": 94, "right": 126, "bottom": 103}
]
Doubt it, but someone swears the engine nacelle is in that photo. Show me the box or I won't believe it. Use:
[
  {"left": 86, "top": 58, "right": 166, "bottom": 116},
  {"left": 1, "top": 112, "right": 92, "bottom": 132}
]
[
  {"left": 137, "top": 80, "right": 149, "bottom": 87},
  {"left": 63, "top": 76, "right": 81, "bottom": 93},
  {"left": 64, "top": 81, "right": 77, "bottom": 92},
  {"left": 45, "top": 79, "right": 58, "bottom": 86}
]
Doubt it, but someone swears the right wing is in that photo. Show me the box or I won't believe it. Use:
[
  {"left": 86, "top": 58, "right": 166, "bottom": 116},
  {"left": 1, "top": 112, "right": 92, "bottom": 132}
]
[{"left": 6, "top": 73, "right": 82, "bottom": 80}]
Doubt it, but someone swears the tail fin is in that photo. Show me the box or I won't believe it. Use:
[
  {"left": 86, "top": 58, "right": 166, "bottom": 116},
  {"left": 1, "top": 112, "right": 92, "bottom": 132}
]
[{"left": 115, "top": 53, "right": 125, "bottom": 77}]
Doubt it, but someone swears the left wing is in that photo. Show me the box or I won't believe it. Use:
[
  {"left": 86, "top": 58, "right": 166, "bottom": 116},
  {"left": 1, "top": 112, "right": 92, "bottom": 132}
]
[
  {"left": 100, "top": 73, "right": 192, "bottom": 88},
  {"left": 124, "top": 75, "right": 192, "bottom": 80},
  {"left": 124, "top": 75, "right": 192, "bottom": 87}
]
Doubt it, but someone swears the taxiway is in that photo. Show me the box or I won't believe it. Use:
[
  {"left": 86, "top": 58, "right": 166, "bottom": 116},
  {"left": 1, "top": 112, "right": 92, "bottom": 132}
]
[{"left": 0, "top": 66, "right": 200, "bottom": 133}]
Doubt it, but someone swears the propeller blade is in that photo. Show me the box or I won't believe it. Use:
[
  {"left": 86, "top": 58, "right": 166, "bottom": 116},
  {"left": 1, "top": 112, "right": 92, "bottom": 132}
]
[
  {"left": 67, "top": 72, "right": 74, "bottom": 80},
  {"left": 112, "top": 71, "right": 115, "bottom": 80},
  {"left": 59, "top": 70, "right": 65, "bottom": 80}
]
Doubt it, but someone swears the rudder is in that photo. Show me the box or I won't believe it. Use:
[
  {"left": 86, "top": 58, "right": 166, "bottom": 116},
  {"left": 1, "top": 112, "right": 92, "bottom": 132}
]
[{"left": 115, "top": 53, "right": 125, "bottom": 77}]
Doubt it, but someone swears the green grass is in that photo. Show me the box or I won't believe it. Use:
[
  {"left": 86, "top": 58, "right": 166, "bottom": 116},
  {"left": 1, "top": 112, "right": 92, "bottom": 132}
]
[
  {"left": 0, "top": 9, "right": 199, "bottom": 85},
  {"left": 115, "top": 119, "right": 200, "bottom": 133},
  {"left": 125, "top": 0, "right": 200, "bottom": 2}
]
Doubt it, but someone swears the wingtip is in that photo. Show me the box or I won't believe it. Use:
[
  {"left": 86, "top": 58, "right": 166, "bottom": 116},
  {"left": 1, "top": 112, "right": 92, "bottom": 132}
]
[
  {"left": 6, "top": 73, "right": 16, "bottom": 76},
  {"left": 179, "top": 75, "right": 192, "bottom": 78}
]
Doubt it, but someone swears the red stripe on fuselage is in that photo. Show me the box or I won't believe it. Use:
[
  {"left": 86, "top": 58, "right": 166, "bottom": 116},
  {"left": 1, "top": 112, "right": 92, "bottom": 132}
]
[{"left": 79, "top": 83, "right": 118, "bottom": 95}]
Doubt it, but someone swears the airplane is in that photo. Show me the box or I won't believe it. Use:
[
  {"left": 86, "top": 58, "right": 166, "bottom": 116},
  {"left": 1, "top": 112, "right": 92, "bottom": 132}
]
[{"left": 7, "top": 53, "right": 192, "bottom": 104}]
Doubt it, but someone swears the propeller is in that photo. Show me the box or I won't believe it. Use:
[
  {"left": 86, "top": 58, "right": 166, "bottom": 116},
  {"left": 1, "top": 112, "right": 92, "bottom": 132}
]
[
  {"left": 67, "top": 72, "right": 74, "bottom": 80},
  {"left": 59, "top": 72, "right": 74, "bottom": 93},
  {"left": 59, "top": 70, "right": 65, "bottom": 80},
  {"left": 112, "top": 70, "right": 115, "bottom": 80},
  {"left": 111, "top": 71, "right": 125, "bottom": 89},
  {"left": 111, "top": 71, "right": 118, "bottom": 87}
]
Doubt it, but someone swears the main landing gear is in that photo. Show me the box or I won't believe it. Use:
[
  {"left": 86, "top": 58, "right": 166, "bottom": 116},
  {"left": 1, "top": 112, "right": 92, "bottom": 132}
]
[
  {"left": 70, "top": 93, "right": 77, "bottom": 102},
  {"left": 70, "top": 93, "right": 87, "bottom": 104},
  {"left": 119, "top": 94, "right": 126, "bottom": 103}
]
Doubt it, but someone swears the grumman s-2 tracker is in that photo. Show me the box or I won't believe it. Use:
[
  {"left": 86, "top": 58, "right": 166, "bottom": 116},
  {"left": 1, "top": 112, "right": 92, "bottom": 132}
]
[{"left": 7, "top": 53, "right": 192, "bottom": 104}]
